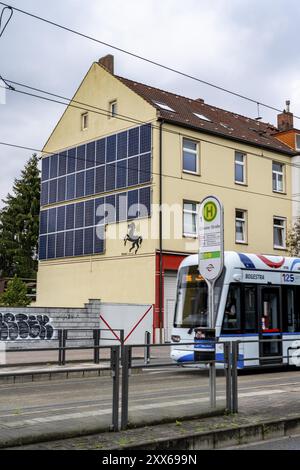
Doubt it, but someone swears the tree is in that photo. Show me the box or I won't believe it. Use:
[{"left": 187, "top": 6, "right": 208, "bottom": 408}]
[
  {"left": 0, "top": 154, "right": 40, "bottom": 278},
  {"left": 0, "top": 276, "right": 31, "bottom": 307},
  {"left": 287, "top": 218, "right": 300, "bottom": 256}
]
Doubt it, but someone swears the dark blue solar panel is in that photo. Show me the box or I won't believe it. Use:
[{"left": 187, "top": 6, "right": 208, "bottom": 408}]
[
  {"left": 127, "top": 190, "right": 139, "bottom": 220},
  {"left": 116, "top": 160, "right": 127, "bottom": 189},
  {"left": 106, "top": 163, "right": 116, "bottom": 191},
  {"left": 67, "top": 148, "right": 76, "bottom": 174},
  {"left": 84, "top": 227, "right": 94, "bottom": 255},
  {"left": 74, "top": 229, "right": 84, "bottom": 256},
  {"left": 66, "top": 204, "right": 75, "bottom": 230},
  {"left": 116, "top": 192, "right": 127, "bottom": 222},
  {"left": 39, "top": 235, "right": 47, "bottom": 260},
  {"left": 139, "top": 153, "right": 151, "bottom": 183},
  {"left": 57, "top": 176, "right": 66, "bottom": 202},
  {"left": 75, "top": 171, "right": 85, "bottom": 198},
  {"left": 86, "top": 141, "right": 95, "bottom": 169},
  {"left": 76, "top": 145, "right": 86, "bottom": 171},
  {"left": 65, "top": 230, "right": 74, "bottom": 257},
  {"left": 56, "top": 232, "right": 65, "bottom": 258},
  {"left": 48, "top": 207, "right": 57, "bottom": 233},
  {"left": 128, "top": 127, "right": 139, "bottom": 156},
  {"left": 40, "top": 211, "right": 48, "bottom": 235},
  {"left": 41, "top": 182, "right": 49, "bottom": 206},
  {"left": 57, "top": 206, "right": 66, "bottom": 232},
  {"left": 94, "top": 226, "right": 104, "bottom": 254},
  {"left": 58, "top": 152, "right": 67, "bottom": 176},
  {"left": 49, "top": 179, "right": 57, "bottom": 204},
  {"left": 85, "top": 199, "right": 94, "bottom": 227},
  {"left": 96, "top": 139, "right": 105, "bottom": 165},
  {"left": 41, "top": 157, "right": 50, "bottom": 181},
  {"left": 117, "top": 131, "right": 127, "bottom": 160},
  {"left": 95, "top": 197, "right": 105, "bottom": 225},
  {"left": 66, "top": 174, "right": 75, "bottom": 200},
  {"left": 139, "top": 187, "right": 151, "bottom": 216},
  {"left": 140, "top": 124, "right": 151, "bottom": 153},
  {"left": 75, "top": 202, "right": 84, "bottom": 228},
  {"left": 95, "top": 166, "right": 105, "bottom": 194},
  {"left": 106, "top": 135, "right": 116, "bottom": 162},
  {"left": 127, "top": 157, "right": 139, "bottom": 186},
  {"left": 50, "top": 154, "right": 58, "bottom": 179},
  {"left": 85, "top": 169, "right": 95, "bottom": 196},
  {"left": 47, "top": 234, "right": 56, "bottom": 259},
  {"left": 105, "top": 194, "right": 116, "bottom": 223}
]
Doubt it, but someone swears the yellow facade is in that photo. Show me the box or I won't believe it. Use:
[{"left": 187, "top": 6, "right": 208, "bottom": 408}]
[{"left": 36, "top": 61, "right": 292, "bottom": 307}]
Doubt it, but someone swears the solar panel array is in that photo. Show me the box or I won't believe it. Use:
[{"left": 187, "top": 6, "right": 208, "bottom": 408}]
[
  {"left": 39, "top": 124, "right": 152, "bottom": 260},
  {"left": 41, "top": 124, "right": 151, "bottom": 205}
]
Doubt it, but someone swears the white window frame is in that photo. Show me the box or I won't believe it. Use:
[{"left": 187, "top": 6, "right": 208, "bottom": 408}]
[
  {"left": 234, "top": 151, "right": 246, "bottom": 185},
  {"left": 81, "top": 112, "right": 88, "bottom": 131},
  {"left": 183, "top": 201, "right": 198, "bottom": 238},
  {"left": 295, "top": 134, "right": 300, "bottom": 151},
  {"left": 273, "top": 217, "right": 286, "bottom": 249},
  {"left": 109, "top": 100, "right": 117, "bottom": 118},
  {"left": 272, "top": 161, "right": 285, "bottom": 193},
  {"left": 235, "top": 209, "right": 247, "bottom": 244},
  {"left": 182, "top": 138, "right": 199, "bottom": 175}
]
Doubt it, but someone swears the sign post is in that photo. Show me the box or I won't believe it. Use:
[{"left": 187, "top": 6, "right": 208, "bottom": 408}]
[{"left": 198, "top": 195, "right": 224, "bottom": 408}]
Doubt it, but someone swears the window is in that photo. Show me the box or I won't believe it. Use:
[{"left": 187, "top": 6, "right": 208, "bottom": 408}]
[
  {"left": 153, "top": 101, "right": 175, "bottom": 112},
  {"left": 182, "top": 138, "right": 199, "bottom": 174},
  {"left": 109, "top": 100, "right": 117, "bottom": 118},
  {"left": 273, "top": 217, "right": 286, "bottom": 249},
  {"left": 81, "top": 112, "right": 88, "bottom": 130},
  {"left": 223, "top": 284, "right": 242, "bottom": 332},
  {"left": 272, "top": 162, "right": 284, "bottom": 192},
  {"left": 193, "top": 113, "right": 211, "bottom": 122},
  {"left": 183, "top": 201, "right": 198, "bottom": 237},
  {"left": 234, "top": 151, "right": 246, "bottom": 184},
  {"left": 296, "top": 134, "right": 300, "bottom": 151},
  {"left": 235, "top": 209, "right": 247, "bottom": 243}
]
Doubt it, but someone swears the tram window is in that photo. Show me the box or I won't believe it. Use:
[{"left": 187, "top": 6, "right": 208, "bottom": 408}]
[
  {"left": 282, "top": 287, "right": 300, "bottom": 333},
  {"left": 244, "top": 286, "right": 257, "bottom": 332},
  {"left": 222, "top": 284, "right": 241, "bottom": 332}
]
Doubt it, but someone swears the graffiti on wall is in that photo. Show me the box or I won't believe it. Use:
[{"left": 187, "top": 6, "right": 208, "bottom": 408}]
[{"left": 0, "top": 313, "right": 54, "bottom": 340}]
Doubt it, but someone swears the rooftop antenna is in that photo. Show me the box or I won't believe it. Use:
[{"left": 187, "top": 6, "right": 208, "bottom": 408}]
[{"left": 255, "top": 102, "right": 262, "bottom": 120}]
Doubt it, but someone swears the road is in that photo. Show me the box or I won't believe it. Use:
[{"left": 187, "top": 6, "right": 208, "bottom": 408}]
[{"left": 1, "top": 367, "right": 300, "bottom": 447}]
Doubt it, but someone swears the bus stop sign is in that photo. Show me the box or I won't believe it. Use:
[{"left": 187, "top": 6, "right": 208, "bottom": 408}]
[{"left": 198, "top": 195, "right": 224, "bottom": 281}]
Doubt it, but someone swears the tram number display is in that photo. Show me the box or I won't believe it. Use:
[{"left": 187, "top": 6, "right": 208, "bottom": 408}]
[{"left": 282, "top": 273, "right": 295, "bottom": 283}]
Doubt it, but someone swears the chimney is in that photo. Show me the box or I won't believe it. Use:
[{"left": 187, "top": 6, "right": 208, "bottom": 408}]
[
  {"left": 277, "top": 100, "right": 294, "bottom": 131},
  {"left": 98, "top": 54, "right": 114, "bottom": 74}
]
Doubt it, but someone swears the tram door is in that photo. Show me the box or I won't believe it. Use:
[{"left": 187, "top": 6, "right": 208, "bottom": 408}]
[{"left": 259, "top": 287, "right": 282, "bottom": 364}]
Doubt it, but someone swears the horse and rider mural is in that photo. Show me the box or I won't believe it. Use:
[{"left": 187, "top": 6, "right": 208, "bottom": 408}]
[{"left": 124, "top": 222, "right": 143, "bottom": 254}]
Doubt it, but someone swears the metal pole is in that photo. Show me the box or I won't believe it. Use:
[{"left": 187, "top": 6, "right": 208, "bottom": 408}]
[
  {"left": 110, "top": 346, "right": 120, "bottom": 432},
  {"left": 121, "top": 345, "right": 130, "bottom": 430},
  {"left": 144, "top": 331, "right": 151, "bottom": 365},
  {"left": 93, "top": 329, "right": 100, "bottom": 364},
  {"left": 62, "top": 329, "right": 67, "bottom": 366},
  {"left": 231, "top": 341, "right": 239, "bottom": 413},
  {"left": 209, "top": 362, "right": 216, "bottom": 408},
  {"left": 207, "top": 280, "right": 216, "bottom": 409},
  {"left": 120, "top": 329, "right": 125, "bottom": 366},
  {"left": 58, "top": 329, "right": 62, "bottom": 365},
  {"left": 224, "top": 342, "right": 232, "bottom": 412}
]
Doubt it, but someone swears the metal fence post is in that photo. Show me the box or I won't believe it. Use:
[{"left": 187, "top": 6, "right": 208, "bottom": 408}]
[
  {"left": 224, "top": 342, "right": 232, "bottom": 412},
  {"left": 58, "top": 329, "right": 63, "bottom": 365},
  {"left": 120, "top": 329, "right": 125, "bottom": 366},
  {"left": 231, "top": 341, "right": 239, "bottom": 413},
  {"left": 61, "top": 329, "right": 67, "bottom": 366},
  {"left": 121, "top": 345, "right": 131, "bottom": 430},
  {"left": 144, "top": 331, "right": 151, "bottom": 365},
  {"left": 93, "top": 329, "right": 100, "bottom": 364},
  {"left": 209, "top": 361, "right": 216, "bottom": 409},
  {"left": 110, "top": 346, "right": 120, "bottom": 432}
]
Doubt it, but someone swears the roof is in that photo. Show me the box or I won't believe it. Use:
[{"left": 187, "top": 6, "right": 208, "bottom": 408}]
[{"left": 116, "top": 75, "right": 296, "bottom": 155}]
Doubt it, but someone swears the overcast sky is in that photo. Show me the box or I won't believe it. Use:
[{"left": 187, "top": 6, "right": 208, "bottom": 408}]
[{"left": 1, "top": 0, "right": 300, "bottom": 206}]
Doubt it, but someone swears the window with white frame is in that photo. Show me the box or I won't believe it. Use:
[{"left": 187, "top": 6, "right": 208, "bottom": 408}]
[
  {"left": 182, "top": 138, "right": 199, "bottom": 174},
  {"left": 234, "top": 151, "right": 246, "bottom": 184},
  {"left": 183, "top": 201, "right": 198, "bottom": 236},
  {"left": 109, "top": 100, "right": 117, "bottom": 118},
  {"left": 273, "top": 217, "right": 286, "bottom": 249},
  {"left": 235, "top": 209, "right": 247, "bottom": 243},
  {"left": 272, "top": 162, "right": 284, "bottom": 192},
  {"left": 81, "top": 112, "right": 88, "bottom": 130},
  {"left": 296, "top": 134, "right": 300, "bottom": 151}
]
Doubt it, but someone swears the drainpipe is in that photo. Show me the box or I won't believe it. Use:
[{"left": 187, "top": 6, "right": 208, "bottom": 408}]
[{"left": 159, "top": 120, "right": 164, "bottom": 344}]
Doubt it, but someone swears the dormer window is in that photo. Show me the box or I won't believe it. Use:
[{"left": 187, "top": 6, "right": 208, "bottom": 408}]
[
  {"left": 153, "top": 101, "right": 175, "bottom": 112},
  {"left": 193, "top": 113, "right": 211, "bottom": 122}
]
